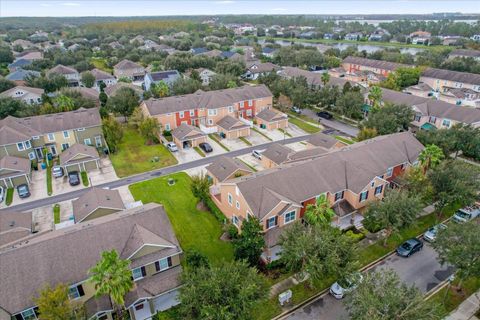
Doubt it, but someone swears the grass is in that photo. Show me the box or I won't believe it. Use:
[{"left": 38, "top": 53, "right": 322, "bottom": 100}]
[
  {"left": 81, "top": 171, "right": 89, "bottom": 187},
  {"left": 429, "top": 276, "right": 480, "bottom": 316},
  {"left": 90, "top": 57, "right": 113, "bottom": 73},
  {"left": 110, "top": 127, "right": 178, "bottom": 177},
  {"left": 193, "top": 146, "right": 206, "bottom": 157},
  {"left": 278, "top": 128, "right": 293, "bottom": 138},
  {"left": 129, "top": 172, "right": 233, "bottom": 264},
  {"left": 237, "top": 158, "right": 258, "bottom": 172},
  {"left": 334, "top": 135, "right": 355, "bottom": 145},
  {"left": 239, "top": 136, "right": 252, "bottom": 146},
  {"left": 5, "top": 188, "right": 13, "bottom": 206},
  {"left": 53, "top": 204, "right": 60, "bottom": 224},
  {"left": 252, "top": 127, "right": 273, "bottom": 141},
  {"left": 46, "top": 165, "right": 53, "bottom": 196},
  {"left": 208, "top": 134, "right": 230, "bottom": 151},
  {"left": 288, "top": 117, "right": 321, "bottom": 134}
]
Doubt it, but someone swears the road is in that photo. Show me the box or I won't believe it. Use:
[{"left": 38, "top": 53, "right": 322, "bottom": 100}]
[
  {"left": 1, "top": 135, "right": 309, "bottom": 212},
  {"left": 300, "top": 109, "right": 360, "bottom": 137},
  {"left": 283, "top": 242, "right": 454, "bottom": 320}
]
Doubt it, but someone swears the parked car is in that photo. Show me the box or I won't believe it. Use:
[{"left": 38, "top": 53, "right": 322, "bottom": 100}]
[
  {"left": 199, "top": 142, "right": 213, "bottom": 153},
  {"left": 452, "top": 204, "right": 480, "bottom": 223},
  {"left": 252, "top": 150, "right": 262, "bottom": 160},
  {"left": 68, "top": 171, "right": 80, "bottom": 186},
  {"left": 317, "top": 111, "right": 333, "bottom": 120},
  {"left": 396, "top": 238, "right": 423, "bottom": 257},
  {"left": 330, "top": 273, "right": 363, "bottom": 299},
  {"left": 167, "top": 142, "right": 178, "bottom": 152},
  {"left": 52, "top": 166, "right": 64, "bottom": 178},
  {"left": 0, "top": 186, "right": 4, "bottom": 202},
  {"left": 291, "top": 106, "right": 302, "bottom": 114},
  {"left": 423, "top": 223, "right": 447, "bottom": 242},
  {"left": 17, "top": 184, "right": 31, "bottom": 198}
]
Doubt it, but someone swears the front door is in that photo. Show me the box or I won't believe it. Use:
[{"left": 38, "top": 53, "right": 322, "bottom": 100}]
[
  {"left": 50, "top": 145, "right": 57, "bottom": 156},
  {"left": 35, "top": 147, "right": 43, "bottom": 159}
]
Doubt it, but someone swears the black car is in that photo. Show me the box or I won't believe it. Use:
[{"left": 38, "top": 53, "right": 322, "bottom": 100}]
[
  {"left": 396, "top": 238, "right": 423, "bottom": 257},
  {"left": 68, "top": 171, "right": 80, "bottom": 186},
  {"left": 199, "top": 142, "right": 213, "bottom": 153},
  {"left": 17, "top": 184, "right": 31, "bottom": 198},
  {"left": 317, "top": 111, "right": 333, "bottom": 120}
]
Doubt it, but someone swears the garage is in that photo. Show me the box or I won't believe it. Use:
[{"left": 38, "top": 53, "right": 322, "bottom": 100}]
[
  {"left": 255, "top": 108, "right": 288, "bottom": 131},
  {"left": 59, "top": 144, "right": 100, "bottom": 173},
  {"left": 0, "top": 155, "right": 31, "bottom": 188},
  {"left": 216, "top": 115, "right": 251, "bottom": 140},
  {"left": 171, "top": 123, "right": 207, "bottom": 150}
]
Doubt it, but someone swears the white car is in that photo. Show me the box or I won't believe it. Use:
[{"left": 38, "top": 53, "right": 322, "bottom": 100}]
[
  {"left": 252, "top": 150, "right": 262, "bottom": 160},
  {"left": 330, "top": 273, "right": 363, "bottom": 299},
  {"left": 423, "top": 223, "right": 447, "bottom": 242},
  {"left": 167, "top": 142, "right": 178, "bottom": 152}
]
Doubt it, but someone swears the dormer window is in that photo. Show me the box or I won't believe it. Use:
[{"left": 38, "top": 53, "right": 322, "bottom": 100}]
[
  {"left": 386, "top": 167, "right": 393, "bottom": 177},
  {"left": 68, "top": 284, "right": 85, "bottom": 300},
  {"left": 334, "top": 191, "right": 344, "bottom": 201},
  {"left": 155, "top": 257, "right": 172, "bottom": 272},
  {"left": 132, "top": 266, "right": 146, "bottom": 281}
]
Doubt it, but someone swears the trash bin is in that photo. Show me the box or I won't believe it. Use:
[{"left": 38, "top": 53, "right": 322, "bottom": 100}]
[
  {"left": 47, "top": 153, "right": 53, "bottom": 161},
  {"left": 41, "top": 162, "right": 47, "bottom": 170}
]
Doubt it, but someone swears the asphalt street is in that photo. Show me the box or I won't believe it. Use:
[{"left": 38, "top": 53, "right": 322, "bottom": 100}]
[
  {"left": 283, "top": 242, "right": 454, "bottom": 320},
  {"left": 300, "top": 109, "right": 360, "bottom": 137}
]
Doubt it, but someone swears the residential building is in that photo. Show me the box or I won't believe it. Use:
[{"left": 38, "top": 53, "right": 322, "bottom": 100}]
[
  {"left": 0, "top": 203, "right": 183, "bottom": 320},
  {"left": 140, "top": 85, "right": 273, "bottom": 132},
  {"left": 59, "top": 143, "right": 101, "bottom": 173},
  {"left": 216, "top": 115, "right": 251, "bottom": 139},
  {"left": 278, "top": 67, "right": 351, "bottom": 89},
  {"left": 211, "top": 132, "right": 424, "bottom": 260},
  {"left": 0, "top": 86, "right": 43, "bottom": 105},
  {"left": 15, "top": 51, "right": 43, "bottom": 61},
  {"left": 305, "top": 132, "right": 345, "bottom": 150},
  {"left": 171, "top": 123, "right": 207, "bottom": 149},
  {"left": 341, "top": 56, "right": 409, "bottom": 84},
  {"left": 368, "top": 28, "right": 390, "bottom": 41},
  {"left": 144, "top": 70, "right": 181, "bottom": 91},
  {"left": 190, "top": 47, "right": 209, "bottom": 55},
  {"left": 448, "top": 49, "right": 480, "bottom": 61},
  {"left": 90, "top": 68, "right": 117, "bottom": 90},
  {"left": 409, "top": 31, "right": 431, "bottom": 44},
  {"left": 243, "top": 62, "right": 281, "bottom": 80},
  {"left": 261, "top": 47, "right": 278, "bottom": 58},
  {"left": 261, "top": 143, "right": 293, "bottom": 169},
  {"left": 186, "top": 68, "right": 216, "bottom": 86},
  {"left": 104, "top": 82, "right": 144, "bottom": 98},
  {"left": 0, "top": 108, "right": 105, "bottom": 161},
  {"left": 0, "top": 155, "right": 32, "bottom": 188},
  {"left": 5, "top": 69, "right": 40, "bottom": 86},
  {"left": 113, "top": 59, "right": 145, "bottom": 82},
  {"left": 7, "top": 59, "right": 32, "bottom": 72},
  {"left": 11, "top": 39, "right": 34, "bottom": 50},
  {"left": 344, "top": 32, "right": 363, "bottom": 41},
  {"left": 72, "top": 187, "right": 125, "bottom": 223},
  {"left": 206, "top": 156, "right": 253, "bottom": 186},
  {"left": 255, "top": 108, "right": 288, "bottom": 131},
  {"left": 0, "top": 211, "right": 33, "bottom": 247},
  {"left": 403, "top": 82, "right": 435, "bottom": 98},
  {"left": 47, "top": 65, "right": 80, "bottom": 87}
]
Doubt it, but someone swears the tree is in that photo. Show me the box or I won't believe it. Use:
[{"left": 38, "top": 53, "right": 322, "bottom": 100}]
[
  {"left": 362, "top": 103, "right": 414, "bottom": 135},
  {"left": 89, "top": 250, "right": 133, "bottom": 317},
  {"left": 54, "top": 94, "right": 75, "bottom": 112},
  {"left": 418, "top": 144, "right": 444, "bottom": 170},
  {"left": 399, "top": 165, "right": 432, "bottom": 200},
  {"left": 280, "top": 222, "right": 357, "bottom": 287},
  {"left": 35, "top": 284, "right": 77, "bottom": 320},
  {"left": 190, "top": 172, "right": 211, "bottom": 199},
  {"left": 106, "top": 87, "right": 139, "bottom": 121},
  {"left": 102, "top": 116, "right": 123, "bottom": 153},
  {"left": 150, "top": 80, "right": 169, "bottom": 98},
  {"left": 336, "top": 90, "right": 364, "bottom": 119},
  {"left": 357, "top": 127, "right": 378, "bottom": 141},
  {"left": 215, "top": 60, "right": 246, "bottom": 76},
  {"left": 433, "top": 222, "right": 480, "bottom": 290},
  {"left": 381, "top": 67, "right": 421, "bottom": 90},
  {"left": 0, "top": 97, "right": 31, "bottom": 119},
  {"left": 320, "top": 72, "right": 330, "bottom": 86},
  {"left": 367, "top": 86, "right": 383, "bottom": 110},
  {"left": 345, "top": 270, "right": 443, "bottom": 320},
  {"left": 185, "top": 249, "right": 210, "bottom": 269},
  {"left": 179, "top": 260, "right": 268, "bottom": 320},
  {"left": 0, "top": 78, "right": 15, "bottom": 93},
  {"left": 81, "top": 71, "right": 95, "bottom": 88},
  {"left": 303, "top": 194, "right": 335, "bottom": 226},
  {"left": 128, "top": 107, "right": 145, "bottom": 129},
  {"left": 0, "top": 46, "right": 14, "bottom": 63},
  {"left": 172, "top": 78, "right": 202, "bottom": 95},
  {"left": 428, "top": 160, "right": 480, "bottom": 215},
  {"left": 139, "top": 117, "right": 160, "bottom": 144},
  {"left": 99, "top": 91, "right": 108, "bottom": 108},
  {"left": 363, "top": 189, "right": 422, "bottom": 245},
  {"left": 233, "top": 217, "right": 265, "bottom": 267}
]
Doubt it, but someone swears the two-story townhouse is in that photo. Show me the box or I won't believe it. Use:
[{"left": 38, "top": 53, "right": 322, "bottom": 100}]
[
  {"left": 278, "top": 67, "right": 351, "bottom": 89},
  {"left": 0, "top": 108, "right": 105, "bottom": 161},
  {"left": 211, "top": 132, "right": 424, "bottom": 261},
  {"left": 341, "top": 56, "right": 410, "bottom": 84},
  {"left": 90, "top": 68, "right": 117, "bottom": 90},
  {"left": 144, "top": 70, "right": 181, "bottom": 91},
  {"left": 448, "top": 49, "right": 480, "bottom": 61},
  {"left": 140, "top": 85, "right": 273, "bottom": 132},
  {"left": 113, "top": 59, "right": 145, "bottom": 82},
  {"left": 47, "top": 65, "right": 80, "bottom": 87},
  {"left": 0, "top": 86, "right": 44, "bottom": 105},
  {"left": 0, "top": 203, "right": 183, "bottom": 320}
]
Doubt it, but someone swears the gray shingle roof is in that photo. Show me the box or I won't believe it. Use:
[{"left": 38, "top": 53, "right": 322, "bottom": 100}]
[
  {"left": 90, "top": 68, "right": 115, "bottom": 81},
  {"left": 0, "top": 211, "right": 32, "bottom": 247},
  {"left": 171, "top": 123, "right": 205, "bottom": 141},
  {"left": 206, "top": 156, "right": 253, "bottom": 182},
  {"left": 421, "top": 68, "right": 480, "bottom": 86},
  {"left": 114, "top": 59, "right": 143, "bottom": 70},
  {"left": 59, "top": 143, "right": 99, "bottom": 165},
  {"left": 261, "top": 143, "right": 293, "bottom": 165},
  {"left": 306, "top": 132, "right": 338, "bottom": 149},
  {"left": 279, "top": 67, "right": 350, "bottom": 88},
  {"left": 343, "top": 56, "right": 409, "bottom": 71},
  {"left": 47, "top": 64, "right": 78, "bottom": 76},
  {"left": 255, "top": 108, "right": 287, "bottom": 122},
  {"left": 216, "top": 115, "right": 249, "bottom": 131},
  {"left": 72, "top": 187, "right": 125, "bottom": 223}
]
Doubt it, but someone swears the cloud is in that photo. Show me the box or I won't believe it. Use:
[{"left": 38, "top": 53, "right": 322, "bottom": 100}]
[
  {"left": 272, "top": 8, "right": 287, "bottom": 12},
  {"left": 61, "top": 2, "right": 81, "bottom": 6},
  {"left": 40, "top": 3, "right": 52, "bottom": 7},
  {"left": 215, "top": 0, "right": 235, "bottom": 4}
]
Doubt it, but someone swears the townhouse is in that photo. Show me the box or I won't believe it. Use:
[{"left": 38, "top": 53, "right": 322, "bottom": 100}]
[
  {"left": 278, "top": 66, "right": 352, "bottom": 89},
  {"left": 0, "top": 203, "right": 183, "bottom": 320},
  {"left": 113, "top": 59, "right": 145, "bottom": 82},
  {"left": 72, "top": 187, "right": 125, "bottom": 223},
  {"left": 210, "top": 132, "right": 424, "bottom": 260},
  {"left": 47, "top": 65, "right": 80, "bottom": 87},
  {"left": 0, "top": 86, "right": 44, "bottom": 105},
  {"left": 341, "top": 56, "right": 409, "bottom": 84},
  {"left": 0, "top": 211, "right": 33, "bottom": 247},
  {"left": 140, "top": 85, "right": 274, "bottom": 133},
  {"left": 448, "top": 49, "right": 480, "bottom": 61}
]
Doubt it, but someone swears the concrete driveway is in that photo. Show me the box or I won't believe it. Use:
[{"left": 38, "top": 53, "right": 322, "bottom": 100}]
[
  {"left": 32, "top": 200, "right": 73, "bottom": 232},
  {"left": 286, "top": 142, "right": 308, "bottom": 152},
  {"left": 249, "top": 130, "right": 272, "bottom": 145},
  {"left": 90, "top": 158, "right": 118, "bottom": 186},
  {"left": 220, "top": 137, "right": 250, "bottom": 151},
  {"left": 286, "top": 124, "right": 309, "bottom": 137},
  {"left": 301, "top": 109, "right": 359, "bottom": 137},
  {"left": 0, "top": 169, "right": 49, "bottom": 209},
  {"left": 237, "top": 154, "right": 264, "bottom": 171},
  {"left": 204, "top": 136, "right": 229, "bottom": 157}
]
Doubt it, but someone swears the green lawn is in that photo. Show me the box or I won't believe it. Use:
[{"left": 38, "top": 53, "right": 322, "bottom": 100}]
[
  {"left": 53, "top": 204, "right": 60, "bottom": 224},
  {"left": 193, "top": 146, "right": 206, "bottom": 157},
  {"left": 252, "top": 127, "right": 273, "bottom": 141},
  {"left": 90, "top": 57, "right": 113, "bottom": 73},
  {"left": 334, "top": 135, "right": 355, "bottom": 145},
  {"left": 208, "top": 134, "right": 230, "bottom": 151},
  {"left": 288, "top": 117, "right": 321, "bottom": 134},
  {"left": 110, "top": 127, "right": 178, "bottom": 177},
  {"left": 46, "top": 165, "right": 53, "bottom": 196},
  {"left": 81, "top": 171, "right": 89, "bottom": 187},
  {"left": 239, "top": 136, "right": 253, "bottom": 146},
  {"left": 278, "top": 128, "right": 293, "bottom": 138},
  {"left": 129, "top": 172, "right": 233, "bottom": 264},
  {"left": 429, "top": 276, "right": 480, "bottom": 316},
  {"left": 5, "top": 188, "right": 13, "bottom": 206}
]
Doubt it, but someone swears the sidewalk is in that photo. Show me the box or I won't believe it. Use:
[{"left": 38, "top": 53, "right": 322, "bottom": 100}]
[{"left": 445, "top": 289, "right": 480, "bottom": 320}]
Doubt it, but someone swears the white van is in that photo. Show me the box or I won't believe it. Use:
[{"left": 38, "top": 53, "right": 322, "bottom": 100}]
[{"left": 453, "top": 203, "right": 480, "bottom": 223}]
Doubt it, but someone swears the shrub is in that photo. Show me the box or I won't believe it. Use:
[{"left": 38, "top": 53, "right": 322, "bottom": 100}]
[
  {"left": 344, "top": 229, "right": 366, "bottom": 242},
  {"left": 362, "top": 213, "right": 383, "bottom": 233},
  {"left": 163, "top": 130, "right": 172, "bottom": 137},
  {"left": 227, "top": 224, "right": 239, "bottom": 239},
  {"left": 185, "top": 249, "right": 210, "bottom": 269},
  {"left": 80, "top": 171, "right": 89, "bottom": 187}
]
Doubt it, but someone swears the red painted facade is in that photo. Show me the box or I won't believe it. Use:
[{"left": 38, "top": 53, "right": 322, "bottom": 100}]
[
  {"left": 299, "top": 198, "right": 316, "bottom": 218},
  {"left": 238, "top": 100, "right": 256, "bottom": 119},
  {"left": 175, "top": 109, "right": 198, "bottom": 127}
]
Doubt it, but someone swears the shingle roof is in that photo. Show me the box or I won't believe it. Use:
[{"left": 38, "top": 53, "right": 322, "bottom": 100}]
[
  {"left": 306, "top": 132, "right": 339, "bottom": 149},
  {"left": 0, "top": 211, "right": 32, "bottom": 247},
  {"left": 421, "top": 68, "right": 480, "bottom": 85},
  {"left": 171, "top": 123, "right": 205, "bottom": 141},
  {"left": 343, "top": 56, "right": 409, "bottom": 71},
  {"left": 7, "top": 59, "right": 32, "bottom": 69},
  {"left": 216, "top": 115, "right": 250, "bottom": 131},
  {"left": 231, "top": 132, "right": 423, "bottom": 218},
  {"left": 114, "top": 59, "right": 143, "bottom": 70},
  {"left": 261, "top": 143, "right": 293, "bottom": 165},
  {"left": 104, "top": 82, "right": 144, "bottom": 97},
  {"left": 72, "top": 187, "right": 125, "bottom": 223},
  {"left": 0, "top": 85, "right": 44, "bottom": 97},
  {"left": 47, "top": 64, "right": 78, "bottom": 76},
  {"left": 90, "top": 68, "right": 115, "bottom": 81},
  {"left": 59, "top": 143, "right": 99, "bottom": 165},
  {"left": 255, "top": 108, "right": 287, "bottom": 122},
  {"left": 206, "top": 156, "right": 253, "bottom": 182},
  {"left": 5, "top": 69, "right": 40, "bottom": 81},
  {"left": 247, "top": 62, "right": 281, "bottom": 74},
  {"left": 0, "top": 156, "right": 31, "bottom": 175},
  {"left": 278, "top": 67, "right": 350, "bottom": 88},
  {"left": 0, "top": 203, "right": 181, "bottom": 314},
  {"left": 449, "top": 49, "right": 480, "bottom": 58},
  {"left": 143, "top": 85, "right": 272, "bottom": 116}
]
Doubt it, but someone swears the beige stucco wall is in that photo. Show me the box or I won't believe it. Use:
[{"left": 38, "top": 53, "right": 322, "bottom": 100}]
[{"left": 420, "top": 76, "right": 479, "bottom": 93}]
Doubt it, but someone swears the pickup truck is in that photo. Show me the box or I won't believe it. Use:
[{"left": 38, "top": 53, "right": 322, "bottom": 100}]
[{"left": 453, "top": 203, "right": 480, "bottom": 223}]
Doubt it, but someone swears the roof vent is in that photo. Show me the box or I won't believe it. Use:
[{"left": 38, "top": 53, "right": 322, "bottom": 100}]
[
  {"left": 106, "top": 196, "right": 111, "bottom": 200},
  {"left": 9, "top": 221, "right": 15, "bottom": 227}
]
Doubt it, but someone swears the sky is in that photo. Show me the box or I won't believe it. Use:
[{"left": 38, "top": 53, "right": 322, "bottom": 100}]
[{"left": 0, "top": 0, "right": 479, "bottom": 17}]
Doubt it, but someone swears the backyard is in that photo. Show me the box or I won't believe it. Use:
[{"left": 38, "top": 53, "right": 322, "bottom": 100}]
[
  {"left": 110, "top": 127, "right": 178, "bottom": 177},
  {"left": 129, "top": 172, "right": 233, "bottom": 264}
]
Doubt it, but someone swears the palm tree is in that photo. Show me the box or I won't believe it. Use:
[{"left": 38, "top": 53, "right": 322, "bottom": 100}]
[
  {"left": 418, "top": 144, "right": 444, "bottom": 171},
  {"left": 89, "top": 250, "right": 133, "bottom": 317},
  {"left": 321, "top": 72, "right": 331, "bottom": 86},
  {"left": 368, "top": 86, "right": 383, "bottom": 110},
  {"left": 303, "top": 194, "right": 336, "bottom": 226}
]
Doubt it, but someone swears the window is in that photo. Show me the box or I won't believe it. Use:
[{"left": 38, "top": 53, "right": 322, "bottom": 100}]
[
  {"left": 232, "top": 215, "right": 239, "bottom": 226},
  {"left": 442, "top": 119, "right": 451, "bottom": 128},
  {"left": 28, "top": 152, "right": 36, "bottom": 160},
  {"left": 20, "top": 308, "right": 37, "bottom": 320},
  {"left": 132, "top": 267, "right": 145, "bottom": 280},
  {"left": 95, "top": 136, "right": 102, "bottom": 147},
  {"left": 47, "top": 133, "right": 55, "bottom": 142},
  {"left": 24, "top": 140, "right": 31, "bottom": 149},
  {"left": 208, "top": 109, "right": 217, "bottom": 116},
  {"left": 155, "top": 257, "right": 172, "bottom": 272},
  {"left": 189, "top": 110, "right": 194, "bottom": 116},
  {"left": 359, "top": 191, "right": 369, "bottom": 202},
  {"left": 62, "top": 143, "right": 69, "bottom": 151},
  {"left": 266, "top": 216, "right": 277, "bottom": 229},
  {"left": 284, "top": 211, "right": 295, "bottom": 224},
  {"left": 68, "top": 284, "right": 84, "bottom": 300},
  {"left": 334, "top": 191, "right": 344, "bottom": 201},
  {"left": 386, "top": 167, "right": 393, "bottom": 177},
  {"left": 228, "top": 193, "right": 233, "bottom": 205},
  {"left": 32, "top": 136, "right": 40, "bottom": 140},
  {"left": 428, "top": 116, "right": 436, "bottom": 124},
  {"left": 236, "top": 200, "right": 240, "bottom": 210},
  {"left": 63, "top": 131, "right": 69, "bottom": 138},
  {"left": 208, "top": 119, "right": 213, "bottom": 125},
  {"left": 179, "top": 111, "right": 184, "bottom": 118},
  {"left": 77, "top": 128, "right": 85, "bottom": 132},
  {"left": 374, "top": 185, "right": 383, "bottom": 196},
  {"left": 371, "top": 181, "right": 375, "bottom": 187},
  {"left": 17, "top": 142, "right": 25, "bottom": 151},
  {"left": 239, "top": 101, "right": 245, "bottom": 108},
  {"left": 165, "top": 123, "right": 171, "bottom": 131},
  {"left": 84, "top": 138, "right": 92, "bottom": 145},
  {"left": 414, "top": 114, "right": 422, "bottom": 122},
  {"left": 228, "top": 106, "right": 234, "bottom": 113},
  {"left": 246, "top": 109, "right": 252, "bottom": 116},
  {"left": 248, "top": 100, "right": 253, "bottom": 106}
]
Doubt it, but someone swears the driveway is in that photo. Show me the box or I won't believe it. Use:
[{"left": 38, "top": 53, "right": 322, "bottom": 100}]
[
  {"left": 301, "top": 109, "right": 359, "bottom": 137},
  {"left": 32, "top": 200, "right": 73, "bottom": 232},
  {"left": 237, "top": 154, "right": 264, "bottom": 171},
  {"left": 284, "top": 242, "right": 454, "bottom": 320},
  {"left": 221, "top": 137, "right": 251, "bottom": 151}
]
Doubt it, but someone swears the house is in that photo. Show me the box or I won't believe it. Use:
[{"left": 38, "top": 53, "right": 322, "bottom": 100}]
[
  {"left": 216, "top": 115, "right": 251, "bottom": 139},
  {"left": 12, "top": 39, "right": 34, "bottom": 50},
  {"left": 129, "top": 35, "right": 145, "bottom": 44},
  {"left": 171, "top": 123, "right": 207, "bottom": 149},
  {"left": 255, "top": 108, "right": 288, "bottom": 131},
  {"left": 5, "top": 69, "right": 40, "bottom": 86},
  {"left": 210, "top": 132, "right": 424, "bottom": 261},
  {"left": 104, "top": 82, "right": 144, "bottom": 98},
  {"left": 0, "top": 211, "right": 33, "bottom": 247},
  {"left": 409, "top": 31, "right": 431, "bottom": 45},
  {"left": 144, "top": 70, "right": 181, "bottom": 91},
  {"left": 47, "top": 65, "right": 80, "bottom": 87},
  {"left": 368, "top": 28, "right": 390, "bottom": 41},
  {"left": 278, "top": 67, "right": 351, "bottom": 89},
  {"left": 68, "top": 44, "right": 81, "bottom": 52},
  {"left": 0, "top": 86, "right": 44, "bottom": 105},
  {"left": 7, "top": 59, "right": 32, "bottom": 72},
  {"left": 344, "top": 32, "right": 363, "bottom": 41},
  {"left": 15, "top": 51, "right": 43, "bottom": 61},
  {"left": 206, "top": 156, "right": 253, "bottom": 185},
  {"left": 59, "top": 143, "right": 101, "bottom": 173},
  {"left": 0, "top": 155, "right": 32, "bottom": 188},
  {"left": 442, "top": 36, "right": 465, "bottom": 46},
  {"left": 261, "top": 47, "right": 278, "bottom": 58},
  {"left": 0, "top": 203, "right": 183, "bottom": 320},
  {"left": 63, "top": 87, "right": 101, "bottom": 107},
  {"left": 471, "top": 35, "right": 480, "bottom": 42},
  {"left": 109, "top": 41, "right": 124, "bottom": 49},
  {"left": 113, "top": 59, "right": 145, "bottom": 82},
  {"left": 190, "top": 47, "right": 209, "bottom": 55},
  {"left": 243, "top": 62, "right": 281, "bottom": 80},
  {"left": 140, "top": 85, "right": 273, "bottom": 132},
  {"left": 72, "top": 187, "right": 125, "bottom": 223},
  {"left": 341, "top": 56, "right": 409, "bottom": 83},
  {"left": 448, "top": 49, "right": 480, "bottom": 61},
  {"left": 186, "top": 68, "right": 216, "bottom": 86},
  {"left": 323, "top": 33, "right": 334, "bottom": 40},
  {"left": 305, "top": 132, "right": 345, "bottom": 150},
  {"left": 261, "top": 143, "right": 293, "bottom": 168},
  {"left": 404, "top": 82, "right": 435, "bottom": 98},
  {"left": 221, "top": 51, "right": 244, "bottom": 61},
  {"left": 90, "top": 68, "right": 117, "bottom": 90},
  {"left": 0, "top": 108, "right": 105, "bottom": 161}
]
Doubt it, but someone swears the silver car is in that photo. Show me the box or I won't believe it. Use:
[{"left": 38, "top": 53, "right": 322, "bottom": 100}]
[
  {"left": 330, "top": 273, "right": 363, "bottom": 299},
  {"left": 424, "top": 223, "right": 447, "bottom": 242},
  {"left": 167, "top": 142, "right": 178, "bottom": 152},
  {"left": 52, "top": 166, "right": 64, "bottom": 178},
  {"left": 252, "top": 150, "right": 262, "bottom": 160}
]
